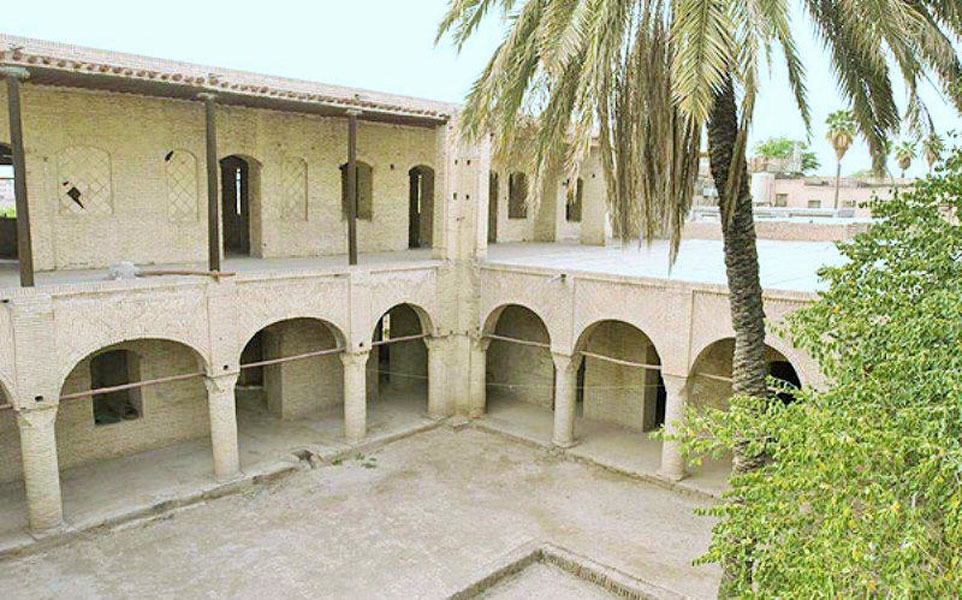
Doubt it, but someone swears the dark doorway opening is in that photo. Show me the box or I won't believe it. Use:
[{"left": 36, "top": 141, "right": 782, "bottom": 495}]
[
  {"left": 0, "top": 144, "right": 16, "bottom": 260},
  {"left": 220, "top": 155, "right": 251, "bottom": 256},
  {"left": 408, "top": 166, "right": 435, "bottom": 249}
]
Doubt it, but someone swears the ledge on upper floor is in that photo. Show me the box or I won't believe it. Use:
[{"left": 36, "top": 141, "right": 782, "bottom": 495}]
[{"left": 0, "top": 248, "right": 442, "bottom": 295}]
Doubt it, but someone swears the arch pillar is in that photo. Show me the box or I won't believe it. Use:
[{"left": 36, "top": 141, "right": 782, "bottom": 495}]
[
  {"left": 551, "top": 352, "right": 579, "bottom": 448},
  {"left": 341, "top": 350, "right": 369, "bottom": 444},
  {"left": 424, "top": 337, "right": 450, "bottom": 419},
  {"left": 16, "top": 404, "right": 63, "bottom": 534},
  {"left": 659, "top": 374, "right": 689, "bottom": 481},
  {"left": 205, "top": 372, "right": 240, "bottom": 481},
  {"left": 467, "top": 337, "right": 490, "bottom": 418}
]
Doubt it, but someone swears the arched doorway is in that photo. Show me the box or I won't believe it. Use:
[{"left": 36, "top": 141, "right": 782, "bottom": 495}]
[
  {"left": 236, "top": 318, "right": 345, "bottom": 468},
  {"left": 56, "top": 339, "right": 210, "bottom": 523},
  {"left": 687, "top": 338, "right": 803, "bottom": 493},
  {"left": 408, "top": 166, "right": 435, "bottom": 249},
  {"left": 484, "top": 305, "right": 554, "bottom": 424},
  {"left": 574, "top": 320, "right": 665, "bottom": 432},
  {"left": 220, "top": 155, "right": 258, "bottom": 256},
  {"left": 370, "top": 304, "right": 432, "bottom": 423}
]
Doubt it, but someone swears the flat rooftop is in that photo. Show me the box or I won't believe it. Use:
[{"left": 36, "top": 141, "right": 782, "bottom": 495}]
[{"left": 485, "top": 240, "right": 844, "bottom": 293}]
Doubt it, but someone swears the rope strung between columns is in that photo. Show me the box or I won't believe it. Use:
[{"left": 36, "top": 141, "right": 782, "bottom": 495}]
[
  {"left": 483, "top": 333, "right": 551, "bottom": 349},
  {"left": 60, "top": 371, "right": 208, "bottom": 401},
  {"left": 579, "top": 350, "right": 662, "bottom": 371},
  {"left": 239, "top": 346, "right": 345, "bottom": 370},
  {"left": 371, "top": 333, "right": 429, "bottom": 347},
  {"left": 58, "top": 346, "right": 348, "bottom": 401}
]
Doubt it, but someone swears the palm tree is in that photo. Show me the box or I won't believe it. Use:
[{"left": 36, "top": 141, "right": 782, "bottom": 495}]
[
  {"left": 894, "top": 140, "right": 917, "bottom": 178},
  {"left": 826, "top": 110, "right": 857, "bottom": 210},
  {"left": 922, "top": 133, "right": 945, "bottom": 171},
  {"left": 438, "top": 2, "right": 962, "bottom": 591}
]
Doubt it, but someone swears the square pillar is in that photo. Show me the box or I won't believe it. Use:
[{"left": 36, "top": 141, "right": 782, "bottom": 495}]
[
  {"left": 206, "top": 373, "right": 240, "bottom": 481},
  {"left": 659, "top": 374, "right": 689, "bottom": 481},
  {"left": 551, "top": 352, "right": 579, "bottom": 448},
  {"left": 341, "top": 351, "right": 369, "bottom": 444},
  {"left": 16, "top": 404, "right": 63, "bottom": 534},
  {"left": 424, "top": 337, "right": 450, "bottom": 419},
  {"left": 466, "top": 338, "right": 489, "bottom": 418}
]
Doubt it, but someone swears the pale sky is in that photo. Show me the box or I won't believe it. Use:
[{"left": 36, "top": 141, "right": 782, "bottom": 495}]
[{"left": 3, "top": 0, "right": 959, "bottom": 178}]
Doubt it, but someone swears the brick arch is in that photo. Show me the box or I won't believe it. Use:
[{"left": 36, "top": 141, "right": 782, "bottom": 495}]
[
  {"left": 482, "top": 303, "right": 553, "bottom": 346},
  {"left": 572, "top": 319, "right": 663, "bottom": 364},
  {"left": 61, "top": 333, "right": 211, "bottom": 387},
  {"left": 238, "top": 316, "right": 348, "bottom": 360},
  {"left": 0, "top": 372, "right": 15, "bottom": 408},
  {"left": 371, "top": 302, "right": 435, "bottom": 339},
  {"left": 689, "top": 336, "right": 809, "bottom": 390},
  {"left": 57, "top": 336, "right": 211, "bottom": 396}
]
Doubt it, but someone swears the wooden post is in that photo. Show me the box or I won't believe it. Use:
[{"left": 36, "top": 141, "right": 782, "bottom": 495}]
[
  {"left": 2, "top": 67, "right": 34, "bottom": 287},
  {"left": 199, "top": 93, "right": 220, "bottom": 272},
  {"left": 346, "top": 109, "right": 361, "bottom": 266}
]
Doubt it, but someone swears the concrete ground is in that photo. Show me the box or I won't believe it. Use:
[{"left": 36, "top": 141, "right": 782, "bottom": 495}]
[
  {"left": 482, "top": 395, "right": 730, "bottom": 498},
  {"left": 0, "top": 387, "right": 433, "bottom": 551},
  {"left": 0, "top": 426, "right": 720, "bottom": 599}
]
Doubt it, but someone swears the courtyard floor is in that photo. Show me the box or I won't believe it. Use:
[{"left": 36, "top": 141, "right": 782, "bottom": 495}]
[
  {"left": 0, "top": 426, "right": 720, "bottom": 599},
  {"left": 481, "top": 396, "right": 731, "bottom": 498},
  {"left": 0, "top": 388, "right": 434, "bottom": 552}
]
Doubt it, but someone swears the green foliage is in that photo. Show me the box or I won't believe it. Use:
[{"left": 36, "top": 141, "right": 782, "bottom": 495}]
[
  {"left": 0, "top": 206, "right": 14, "bottom": 218},
  {"left": 752, "top": 136, "right": 820, "bottom": 174},
  {"left": 673, "top": 143, "right": 962, "bottom": 596}
]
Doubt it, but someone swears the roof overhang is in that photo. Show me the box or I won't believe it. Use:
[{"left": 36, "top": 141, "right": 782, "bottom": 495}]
[{"left": 17, "top": 64, "right": 449, "bottom": 128}]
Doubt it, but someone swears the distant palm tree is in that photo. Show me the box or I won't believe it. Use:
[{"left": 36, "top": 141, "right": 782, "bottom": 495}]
[
  {"left": 826, "top": 110, "right": 857, "bottom": 210},
  {"left": 894, "top": 140, "right": 917, "bottom": 178},
  {"left": 922, "top": 133, "right": 945, "bottom": 171}
]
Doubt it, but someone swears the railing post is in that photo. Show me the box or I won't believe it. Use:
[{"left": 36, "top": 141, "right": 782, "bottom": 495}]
[
  {"left": 199, "top": 93, "right": 220, "bottom": 272},
  {"left": 2, "top": 67, "right": 34, "bottom": 287},
  {"left": 346, "top": 110, "right": 361, "bottom": 266}
]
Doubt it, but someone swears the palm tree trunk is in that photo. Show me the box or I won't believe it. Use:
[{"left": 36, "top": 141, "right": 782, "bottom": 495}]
[
  {"left": 707, "top": 77, "right": 769, "bottom": 594},
  {"left": 833, "top": 160, "right": 842, "bottom": 210}
]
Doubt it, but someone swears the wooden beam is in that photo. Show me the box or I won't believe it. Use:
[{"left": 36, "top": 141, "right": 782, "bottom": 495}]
[
  {"left": 346, "top": 109, "right": 361, "bottom": 265},
  {"left": 200, "top": 93, "right": 220, "bottom": 272},
  {"left": 2, "top": 67, "right": 34, "bottom": 287}
]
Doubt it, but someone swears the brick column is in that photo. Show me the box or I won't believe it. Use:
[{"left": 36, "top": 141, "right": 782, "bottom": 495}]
[
  {"left": 467, "top": 337, "right": 489, "bottom": 418},
  {"left": 16, "top": 404, "right": 63, "bottom": 533},
  {"left": 205, "top": 373, "right": 240, "bottom": 481},
  {"left": 341, "top": 351, "right": 369, "bottom": 444},
  {"left": 551, "top": 352, "right": 579, "bottom": 448},
  {"left": 424, "top": 337, "right": 449, "bottom": 419},
  {"left": 659, "top": 374, "right": 689, "bottom": 481}
]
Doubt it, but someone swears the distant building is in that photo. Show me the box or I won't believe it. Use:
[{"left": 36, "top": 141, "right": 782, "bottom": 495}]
[{"left": 694, "top": 154, "right": 912, "bottom": 218}]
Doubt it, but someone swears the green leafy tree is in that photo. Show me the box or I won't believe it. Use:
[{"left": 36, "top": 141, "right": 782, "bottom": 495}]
[
  {"left": 437, "top": 2, "right": 962, "bottom": 591},
  {"left": 826, "top": 110, "right": 857, "bottom": 209},
  {"left": 673, "top": 143, "right": 962, "bottom": 597},
  {"left": 751, "top": 136, "right": 819, "bottom": 175}
]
